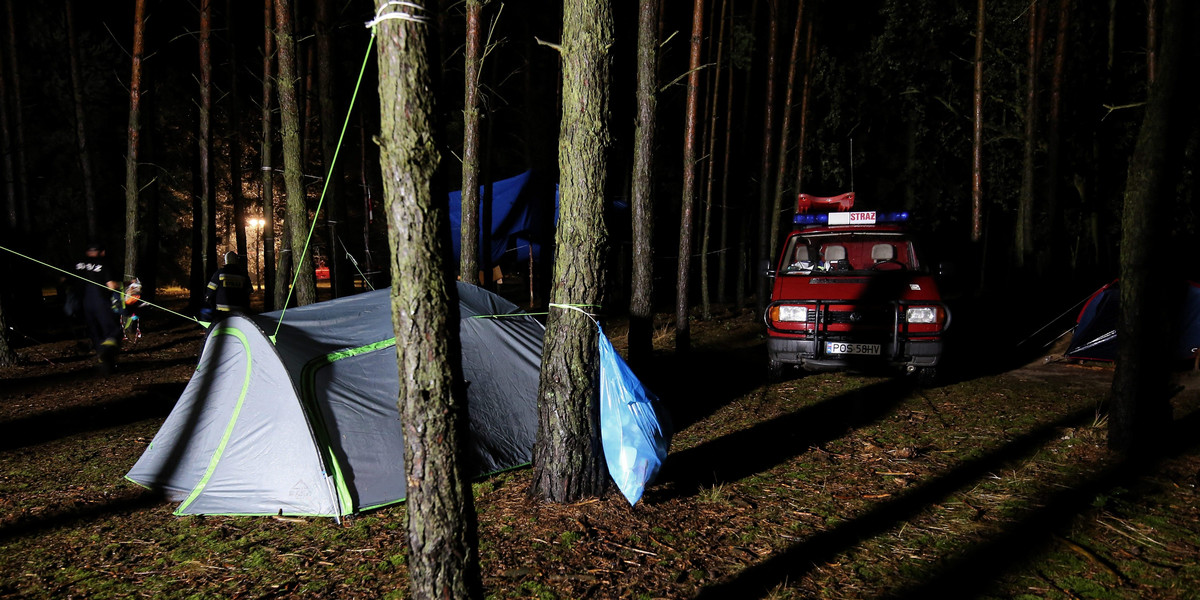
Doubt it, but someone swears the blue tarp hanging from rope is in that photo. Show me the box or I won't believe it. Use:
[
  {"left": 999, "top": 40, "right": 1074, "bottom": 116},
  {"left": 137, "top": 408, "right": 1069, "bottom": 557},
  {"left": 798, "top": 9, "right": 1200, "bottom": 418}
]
[
  {"left": 598, "top": 327, "right": 671, "bottom": 506},
  {"left": 449, "top": 170, "right": 549, "bottom": 264}
]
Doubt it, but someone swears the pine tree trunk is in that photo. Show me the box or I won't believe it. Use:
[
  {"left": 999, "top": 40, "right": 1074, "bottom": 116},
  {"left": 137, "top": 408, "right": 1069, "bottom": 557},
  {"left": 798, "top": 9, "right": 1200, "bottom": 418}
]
[
  {"left": 675, "top": 0, "right": 705, "bottom": 352},
  {"left": 715, "top": 26, "right": 735, "bottom": 305},
  {"left": 0, "top": 45, "right": 15, "bottom": 230},
  {"left": 0, "top": 297, "right": 15, "bottom": 366},
  {"left": 460, "top": 0, "right": 483, "bottom": 284},
  {"left": 628, "top": 0, "right": 659, "bottom": 367},
  {"left": 792, "top": 22, "right": 813, "bottom": 203},
  {"left": 700, "top": 0, "right": 729, "bottom": 320},
  {"left": 971, "top": 0, "right": 985, "bottom": 242},
  {"left": 261, "top": 0, "right": 277, "bottom": 311},
  {"left": 1109, "top": 0, "right": 1194, "bottom": 459},
  {"left": 316, "top": 0, "right": 347, "bottom": 298},
  {"left": 200, "top": 0, "right": 217, "bottom": 279},
  {"left": 754, "top": 0, "right": 780, "bottom": 314},
  {"left": 1046, "top": 0, "right": 1070, "bottom": 272},
  {"left": 374, "top": 4, "right": 483, "bottom": 597},
  {"left": 1017, "top": 0, "right": 1043, "bottom": 269},
  {"left": 229, "top": 0, "right": 247, "bottom": 259},
  {"left": 3, "top": 0, "right": 29, "bottom": 232},
  {"left": 66, "top": 1, "right": 98, "bottom": 242},
  {"left": 275, "top": 0, "right": 316, "bottom": 306},
  {"left": 770, "top": 0, "right": 804, "bottom": 264},
  {"left": 531, "top": 0, "right": 612, "bottom": 504},
  {"left": 122, "top": 0, "right": 146, "bottom": 285}
]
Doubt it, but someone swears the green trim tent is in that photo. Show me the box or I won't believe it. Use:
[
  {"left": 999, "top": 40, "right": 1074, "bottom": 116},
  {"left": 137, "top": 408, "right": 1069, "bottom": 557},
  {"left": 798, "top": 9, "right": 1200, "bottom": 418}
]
[{"left": 126, "top": 282, "right": 542, "bottom": 519}]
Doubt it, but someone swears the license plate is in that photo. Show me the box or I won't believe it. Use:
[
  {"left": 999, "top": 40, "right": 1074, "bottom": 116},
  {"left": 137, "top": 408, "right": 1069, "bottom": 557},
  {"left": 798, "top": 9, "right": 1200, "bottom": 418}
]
[{"left": 825, "top": 342, "right": 881, "bottom": 355}]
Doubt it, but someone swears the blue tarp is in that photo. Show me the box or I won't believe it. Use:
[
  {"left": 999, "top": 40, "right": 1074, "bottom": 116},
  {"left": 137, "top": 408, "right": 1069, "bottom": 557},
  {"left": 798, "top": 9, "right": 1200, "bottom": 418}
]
[
  {"left": 449, "top": 170, "right": 547, "bottom": 264},
  {"left": 598, "top": 326, "right": 671, "bottom": 506}
]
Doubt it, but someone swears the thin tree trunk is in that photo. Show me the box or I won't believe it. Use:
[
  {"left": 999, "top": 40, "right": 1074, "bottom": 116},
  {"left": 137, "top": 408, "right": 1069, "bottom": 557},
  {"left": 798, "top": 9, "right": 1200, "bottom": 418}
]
[
  {"left": 229, "top": 0, "right": 247, "bottom": 259},
  {"left": 734, "top": 0, "right": 758, "bottom": 309},
  {"left": 1017, "top": 0, "right": 1044, "bottom": 269},
  {"left": 628, "top": 0, "right": 659, "bottom": 367},
  {"left": 374, "top": 5, "right": 482, "bottom": 596},
  {"left": 791, "top": 22, "right": 813, "bottom": 204},
  {"left": 276, "top": 0, "right": 316, "bottom": 306},
  {"left": 4, "top": 0, "right": 29, "bottom": 233},
  {"left": 1109, "top": 0, "right": 1194, "bottom": 459},
  {"left": 531, "top": 0, "right": 612, "bottom": 504},
  {"left": 753, "top": 0, "right": 780, "bottom": 314},
  {"left": 316, "top": 0, "right": 347, "bottom": 298},
  {"left": 715, "top": 23, "right": 735, "bottom": 305},
  {"left": 199, "top": 0, "right": 217, "bottom": 281},
  {"left": 1146, "top": 0, "right": 1157, "bottom": 87},
  {"left": 0, "top": 38, "right": 14, "bottom": 231},
  {"left": 770, "top": 0, "right": 804, "bottom": 265},
  {"left": 460, "top": 0, "right": 483, "bottom": 284},
  {"left": 66, "top": 1, "right": 98, "bottom": 242},
  {"left": 700, "top": 0, "right": 728, "bottom": 320},
  {"left": 262, "top": 0, "right": 277, "bottom": 311},
  {"left": 1046, "top": 0, "right": 1070, "bottom": 271},
  {"left": 675, "top": 0, "right": 705, "bottom": 352},
  {"left": 971, "top": 0, "right": 985, "bottom": 242},
  {"left": 122, "top": 0, "right": 146, "bottom": 283},
  {"left": 0, "top": 298, "right": 15, "bottom": 366}
]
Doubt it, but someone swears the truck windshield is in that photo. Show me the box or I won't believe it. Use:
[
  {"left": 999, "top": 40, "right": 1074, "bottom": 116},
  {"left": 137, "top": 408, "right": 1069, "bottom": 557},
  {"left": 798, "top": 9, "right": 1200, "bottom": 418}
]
[{"left": 780, "top": 234, "right": 918, "bottom": 274}]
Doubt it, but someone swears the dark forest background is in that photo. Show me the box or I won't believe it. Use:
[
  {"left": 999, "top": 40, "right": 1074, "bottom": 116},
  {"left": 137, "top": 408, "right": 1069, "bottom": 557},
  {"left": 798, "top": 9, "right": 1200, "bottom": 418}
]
[{"left": 1, "top": 0, "right": 1196, "bottom": 329}]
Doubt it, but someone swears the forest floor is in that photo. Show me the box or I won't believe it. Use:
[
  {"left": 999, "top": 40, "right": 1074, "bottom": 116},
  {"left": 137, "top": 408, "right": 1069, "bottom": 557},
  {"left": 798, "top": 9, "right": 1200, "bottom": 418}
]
[{"left": 2, "top": 287, "right": 1200, "bottom": 599}]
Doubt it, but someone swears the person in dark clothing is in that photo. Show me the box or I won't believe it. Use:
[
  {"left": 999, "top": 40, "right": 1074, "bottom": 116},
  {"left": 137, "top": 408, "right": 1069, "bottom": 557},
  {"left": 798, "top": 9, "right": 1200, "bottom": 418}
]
[
  {"left": 73, "top": 242, "right": 123, "bottom": 373},
  {"left": 205, "top": 251, "right": 252, "bottom": 317}
]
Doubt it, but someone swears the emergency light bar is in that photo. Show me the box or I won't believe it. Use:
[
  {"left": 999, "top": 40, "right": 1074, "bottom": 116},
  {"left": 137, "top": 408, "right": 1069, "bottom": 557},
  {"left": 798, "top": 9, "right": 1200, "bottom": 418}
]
[
  {"left": 796, "top": 192, "right": 855, "bottom": 213},
  {"left": 793, "top": 211, "right": 910, "bottom": 226}
]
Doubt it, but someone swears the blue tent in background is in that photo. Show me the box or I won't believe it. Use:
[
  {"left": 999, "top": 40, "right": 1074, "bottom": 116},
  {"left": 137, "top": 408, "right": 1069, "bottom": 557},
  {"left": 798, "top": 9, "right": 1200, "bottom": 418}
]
[
  {"left": 1066, "top": 280, "right": 1200, "bottom": 364},
  {"left": 449, "top": 170, "right": 555, "bottom": 264}
]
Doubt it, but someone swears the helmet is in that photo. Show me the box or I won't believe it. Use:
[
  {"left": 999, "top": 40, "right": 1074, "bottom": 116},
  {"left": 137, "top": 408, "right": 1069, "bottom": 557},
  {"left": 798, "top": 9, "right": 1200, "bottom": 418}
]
[{"left": 224, "top": 251, "right": 240, "bottom": 266}]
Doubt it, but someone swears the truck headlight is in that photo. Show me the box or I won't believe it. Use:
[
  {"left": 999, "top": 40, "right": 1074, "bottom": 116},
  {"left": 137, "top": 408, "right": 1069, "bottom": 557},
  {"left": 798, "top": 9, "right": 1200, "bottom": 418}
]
[
  {"left": 778, "top": 305, "right": 808, "bottom": 322},
  {"left": 906, "top": 306, "right": 937, "bottom": 324}
]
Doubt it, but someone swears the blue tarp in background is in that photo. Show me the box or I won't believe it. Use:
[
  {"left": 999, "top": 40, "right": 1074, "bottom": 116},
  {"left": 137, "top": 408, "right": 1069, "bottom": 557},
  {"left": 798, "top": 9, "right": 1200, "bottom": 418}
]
[{"left": 449, "top": 170, "right": 551, "bottom": 264}]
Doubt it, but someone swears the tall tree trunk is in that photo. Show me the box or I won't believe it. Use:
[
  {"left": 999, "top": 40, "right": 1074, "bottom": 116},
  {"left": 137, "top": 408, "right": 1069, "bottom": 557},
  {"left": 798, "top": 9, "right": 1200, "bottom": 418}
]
[
  {"left": 316, "top": 0, "right": 347, "bottom": 298},
  {"left": 1017, "top": 0, "right": 1044, "bottom": 269},
  {"left": 1046, "top": 0, "right": 1070, "bottom": 273},
  {"left": 753, "top": 0, "right": 780, "bottom": 314},
  {"left": 66, "top": 0, "right": 98, "bottom": 242},
  {"left": 0, "top": 37, "right": 14, "bottom": 231},
  {"left": 374, "top": 3, "right": 483, "bottom": 596},
  {"left": 229, "top": 0, "right": 247, "bottom": 259},
  {"left": 734, "top": 0, "right": 759, "bottom": 309},
  {"left": 1146, "top": 0, "right": 1157, "bottom": 87},
  {"left": 791, "top": 22, "right": 813, "bottom": 204},
  {"left": 675, "top": 0, "right": 705, "bottom": 352},
  {"left": 262, "top": 0, "right": 277, "bottom": 311},
  {"left": 628, "top": 0, "right": 658, "bottom": 367},
  {"left": 275, "top": 0, "right": 316, "bottom": 306},
  {"left": 715, "top": 23, "right": 735, "bottom": 305},
  {"left": 460, "top": 0, "right": 483, "bottom": 284},
  {"left": 199, "top": 0, "right": 217, "bottom": 282},
  {"left": 700, "top": 0, "right": 729, "bottom": 320},
  {"left": 122, "top": 0, "right": 147, "bottom": 284},
  {"left": 531, "top": 0, "right": 612, "bottom": 504},
  {"left": 3, "top": 0, "right": 28, "bottom": 233},
  {"left": 770, "top": 0, "right": 804, "bottom": 264},
  {"left": 971, "top": 0, "right": 985, "bottom": 243},
  {"left": 1109, "top": 0, "right": 1194, "bottom": 459}
]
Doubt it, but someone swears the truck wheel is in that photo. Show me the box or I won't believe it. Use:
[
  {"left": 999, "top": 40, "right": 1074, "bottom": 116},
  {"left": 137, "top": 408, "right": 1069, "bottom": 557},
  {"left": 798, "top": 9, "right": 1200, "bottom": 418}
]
[{"left": 768, "top": 359, "right": 785, "bottom": 382}]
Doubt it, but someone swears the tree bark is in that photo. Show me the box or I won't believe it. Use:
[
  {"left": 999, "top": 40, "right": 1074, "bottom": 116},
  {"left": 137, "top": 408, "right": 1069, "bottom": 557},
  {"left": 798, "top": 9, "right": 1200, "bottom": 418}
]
[
  {"left": 66, "top": 0, "right": 98, "bottom": 242},
  {"left": 971, "top": 0, "right": 984, "bottom": 243},
  {"left": 460, "top": 0, "right": 483, "bottom": 285},
  {"left": 531, "top": 0, "right": 612, "bottom": 504},
  {"left": 628, "top": 0, "right": 659, "bottom": 368},
  {"left": 0, "top": 296, "right": 15, "bottom": 366},
  {"left": 0, "top": 39, "right": 14, "bottom": 231},
  {"left": 1146, "top": 0, "right": 1157, "bottom": 87},
  {"left": 1109, "top": 0, "right": 1195, "bottom": 459},
  {"left": 199, "top": 0, "right": 217, "bottom": 281},
  {"left": 754, "top": 0, "right": 780, "bottom": 314},
  {"left": 121, "top": 0, "right": 147, "bottom": 285},
  {"left": 229, "top": 0, "right": 247, "bottom": 260},
  {"left": 792, "top": 22, "right": 813, "bottom": 204},
  {"left": 700, "top": 0, "right": 729, "bottom": 321},
  {"left": 1017, "top": 0, "right": 1044, "bottom": 269},
  {"left": 770, "top": 0, "right": 804, "bottom": 265},
  {"left": 1046, "top": 0, "right": 1070, "bottom": 271},
  {"left": 261, "top": 0, "right": 277, "bottom": 311},
  {"left": 316, "top": 0, "right": 348, "bottom": 298},
  {"left": 715, "top": 15, "right": 736, "bottom": 305},
  {"left": 374, "top": 4, "right": 483, "bottom": 597},
  {"left": 675, "top": 0, "right": 705, "bottom": 352},
  {"left": 3, "top": 0, "right": 29, "bottom": 233},
  {"left": 275, "top": 0, "right": 316, "bottom": 306}
]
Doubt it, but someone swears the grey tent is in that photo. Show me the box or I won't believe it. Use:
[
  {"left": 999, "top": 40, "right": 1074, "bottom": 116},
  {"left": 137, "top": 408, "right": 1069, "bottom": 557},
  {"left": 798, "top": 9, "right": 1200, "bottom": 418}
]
[{"left": 126, "top": 282, "right": 542, "bottom": 518}]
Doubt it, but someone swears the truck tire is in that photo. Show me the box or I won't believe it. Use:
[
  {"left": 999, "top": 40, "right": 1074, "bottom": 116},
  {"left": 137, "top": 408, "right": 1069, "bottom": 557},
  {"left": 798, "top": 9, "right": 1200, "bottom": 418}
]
[{"left": 768, "top": 359, "right": 785, "bottom": 382}]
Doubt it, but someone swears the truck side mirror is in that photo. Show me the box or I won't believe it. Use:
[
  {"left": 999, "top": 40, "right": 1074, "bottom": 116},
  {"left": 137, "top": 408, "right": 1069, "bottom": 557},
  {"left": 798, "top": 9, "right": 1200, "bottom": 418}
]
[{"left": 760, "top": 259, "right": 775, "bottom": 278}]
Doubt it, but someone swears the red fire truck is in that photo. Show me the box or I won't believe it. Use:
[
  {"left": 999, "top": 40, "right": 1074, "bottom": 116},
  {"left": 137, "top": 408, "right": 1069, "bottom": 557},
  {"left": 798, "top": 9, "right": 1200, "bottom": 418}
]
[{"left": 764, "top": 192, "right": 950, "bottom": 382}]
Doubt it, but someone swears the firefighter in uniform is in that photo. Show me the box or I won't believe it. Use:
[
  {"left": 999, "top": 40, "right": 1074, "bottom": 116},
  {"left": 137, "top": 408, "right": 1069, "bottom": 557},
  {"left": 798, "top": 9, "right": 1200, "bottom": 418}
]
[{"left": 205, "top": 251, "right": 252, "bottom": 317}]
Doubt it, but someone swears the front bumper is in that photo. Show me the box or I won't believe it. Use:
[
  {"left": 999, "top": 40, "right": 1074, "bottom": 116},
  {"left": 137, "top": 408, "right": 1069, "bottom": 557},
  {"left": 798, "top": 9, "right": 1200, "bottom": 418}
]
[{"left": 767, "top": 335, "right": 943, "bottom": 371}]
